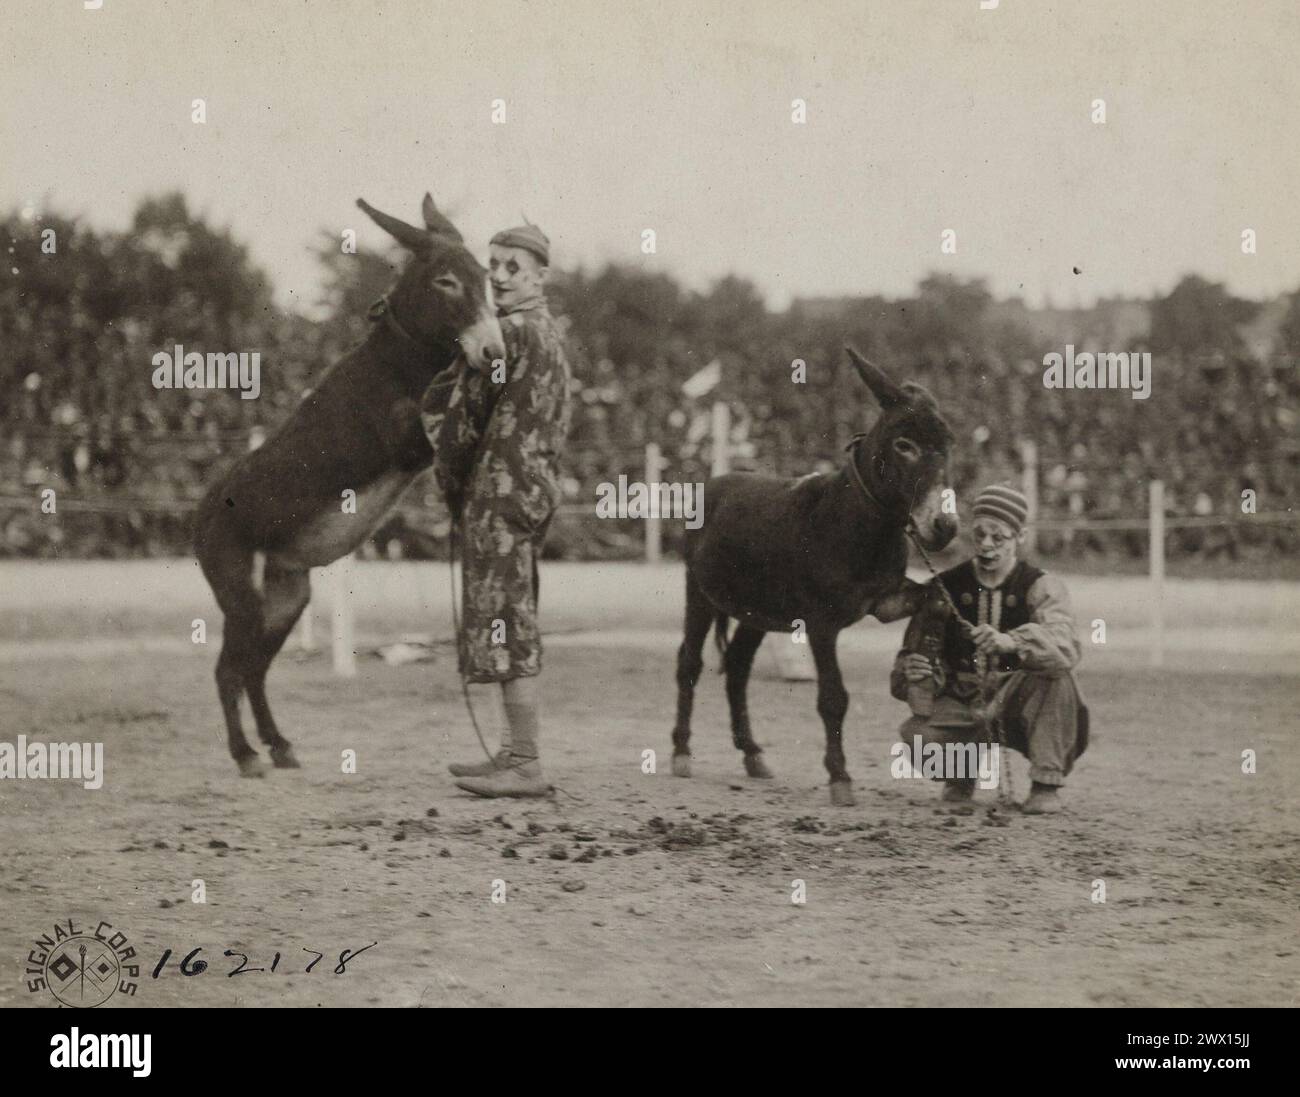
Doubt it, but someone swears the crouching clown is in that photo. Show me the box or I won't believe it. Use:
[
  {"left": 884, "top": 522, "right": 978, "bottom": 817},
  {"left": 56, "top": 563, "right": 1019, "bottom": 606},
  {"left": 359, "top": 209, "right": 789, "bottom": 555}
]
[{"left": 891, "top": 485, "right": 1090, "bottom": 814}]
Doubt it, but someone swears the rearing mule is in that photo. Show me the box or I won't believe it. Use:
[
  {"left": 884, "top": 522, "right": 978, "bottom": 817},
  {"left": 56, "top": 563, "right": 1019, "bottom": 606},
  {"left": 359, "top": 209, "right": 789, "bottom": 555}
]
[
  {"left": 670, "top": 348, "right": 958, "bottom": 806},
  {"left": 194, "top": 193, "right": 504, "bottom": 777}
]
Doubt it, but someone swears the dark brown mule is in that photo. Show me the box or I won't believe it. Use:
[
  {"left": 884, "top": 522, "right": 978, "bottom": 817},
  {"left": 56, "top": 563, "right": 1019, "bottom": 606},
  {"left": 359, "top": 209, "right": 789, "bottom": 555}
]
[
  {"left": 194, "top": 194, "right": 503, "bottom": 777},
  {"left": 670, "top": 348, "right": 958, "bottom": 805}
]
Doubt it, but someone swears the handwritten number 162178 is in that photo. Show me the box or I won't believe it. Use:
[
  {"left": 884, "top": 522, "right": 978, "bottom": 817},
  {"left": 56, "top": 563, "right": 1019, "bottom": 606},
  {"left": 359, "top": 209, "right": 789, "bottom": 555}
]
[{"left": 151, "top": 942, "right": 379, "bottom": 978}]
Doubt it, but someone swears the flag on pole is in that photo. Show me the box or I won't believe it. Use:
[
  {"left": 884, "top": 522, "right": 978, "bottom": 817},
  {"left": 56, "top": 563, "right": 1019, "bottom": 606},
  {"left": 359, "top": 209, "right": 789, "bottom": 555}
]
[{"left": 681, "top": 358, "right": 722, "bottom": 398}]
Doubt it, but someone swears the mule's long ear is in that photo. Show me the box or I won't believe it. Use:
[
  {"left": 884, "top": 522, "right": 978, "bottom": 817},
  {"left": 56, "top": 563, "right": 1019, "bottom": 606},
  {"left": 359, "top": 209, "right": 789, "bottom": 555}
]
[
  {"left": 421, "top": 192, "right": 463, "bottom": 243},
  {"left": 845, "top": 345, "right": 906, "bottom": 408},
  {"left": 356, "top": 198, "right": 432, "bottom": 252}
]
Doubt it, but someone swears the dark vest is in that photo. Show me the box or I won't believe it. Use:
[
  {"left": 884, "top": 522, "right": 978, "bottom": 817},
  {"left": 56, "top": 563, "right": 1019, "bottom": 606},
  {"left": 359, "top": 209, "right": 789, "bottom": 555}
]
[{"left": 937, "top": 559, "right": 1045, "bottom": 674}]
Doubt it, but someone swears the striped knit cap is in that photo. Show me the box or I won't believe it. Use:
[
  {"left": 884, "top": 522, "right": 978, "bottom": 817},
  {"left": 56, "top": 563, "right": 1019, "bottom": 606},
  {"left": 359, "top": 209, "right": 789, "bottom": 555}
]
[{"left": 972, "top": 484, "right": 1030, "bottom": 534}]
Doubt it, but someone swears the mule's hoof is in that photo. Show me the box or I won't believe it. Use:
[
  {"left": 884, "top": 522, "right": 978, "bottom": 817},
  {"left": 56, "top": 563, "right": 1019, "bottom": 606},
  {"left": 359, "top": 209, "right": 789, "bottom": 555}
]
[
  {"left": 744, "top": 753, "right": 773, "bottom": 779},
  {"left": 671, "top": 753, "right": 692, "bottom": 778},
  {"left": 237, "top": 754, "right": 266, "bottom": 778},
  {"left": 829, "top": 781, "right": 855, "bottom": 807},
  {"left": 270, "top": 745, "right": 301, "bottom": 769}
]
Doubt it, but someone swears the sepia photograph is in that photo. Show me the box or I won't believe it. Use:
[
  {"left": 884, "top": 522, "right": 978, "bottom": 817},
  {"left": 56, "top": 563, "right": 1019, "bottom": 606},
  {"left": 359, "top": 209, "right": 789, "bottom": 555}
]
[{"left": 1, "top": 0, "right": 1295, "bottom": 1053}]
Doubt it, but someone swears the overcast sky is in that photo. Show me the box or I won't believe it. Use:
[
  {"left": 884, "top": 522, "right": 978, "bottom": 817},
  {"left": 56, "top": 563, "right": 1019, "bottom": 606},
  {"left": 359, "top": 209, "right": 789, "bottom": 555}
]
[{"left": 3, "top": 0, "right": 1297, "bottom": 313}]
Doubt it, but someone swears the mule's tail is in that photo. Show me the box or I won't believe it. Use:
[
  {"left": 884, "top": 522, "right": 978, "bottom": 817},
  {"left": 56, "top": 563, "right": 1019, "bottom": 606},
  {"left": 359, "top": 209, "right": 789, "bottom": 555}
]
[{"left": 713, "top": 612, "right": 730, "bottom": 671}]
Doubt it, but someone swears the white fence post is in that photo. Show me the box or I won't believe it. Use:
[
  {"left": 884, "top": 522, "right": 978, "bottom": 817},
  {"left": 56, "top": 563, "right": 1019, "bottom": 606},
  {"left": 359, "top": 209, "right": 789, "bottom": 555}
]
[
  {"left": 296, "top": 596, "right": 315, "bottom": 652},
  {"left": 770, "top": 629, "right": 818, "bottom": 681},
  {"left": 1020, "top": 439, "right": 1038, "bottom": 557},
  {"left": 711, "top": 400, "right": 731, "bottom": 478},
  {"left": 330, "top": 553, "right": 357, "bottom": 678},
  {"left": 1149, "top": 479, "right": 1165, "bottom": 668},
  {"left": 645, "top": 442, "right": 663, "bottom": 564},
  {"left": 252, "top": 427, "right": 321, "bottom": 654}
]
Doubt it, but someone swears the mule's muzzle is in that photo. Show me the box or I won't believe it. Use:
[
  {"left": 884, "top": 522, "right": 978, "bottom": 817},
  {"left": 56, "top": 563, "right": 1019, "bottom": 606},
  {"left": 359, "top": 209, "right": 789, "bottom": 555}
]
[
  {"left": 916, "top": 512, "right": 959, "bottom": 551},
  {"left": 459, "top": 312, "right": 506, "bottom": 370}
]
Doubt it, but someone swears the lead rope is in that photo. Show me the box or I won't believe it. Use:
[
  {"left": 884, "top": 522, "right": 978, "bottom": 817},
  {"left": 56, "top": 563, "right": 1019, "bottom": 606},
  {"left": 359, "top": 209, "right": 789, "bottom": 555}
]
[
  {"left": 904, "top": 524, "right": 1015, "bottom": 808},
  {"left": 447, "top": 522, "right": 496, "bottom": 764}
]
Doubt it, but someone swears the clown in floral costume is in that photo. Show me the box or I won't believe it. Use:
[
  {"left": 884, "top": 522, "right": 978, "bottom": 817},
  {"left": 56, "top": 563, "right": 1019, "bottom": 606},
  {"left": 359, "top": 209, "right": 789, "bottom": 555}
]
[{"left": 421, "top": 222, "right": 572, "bottom": 798}]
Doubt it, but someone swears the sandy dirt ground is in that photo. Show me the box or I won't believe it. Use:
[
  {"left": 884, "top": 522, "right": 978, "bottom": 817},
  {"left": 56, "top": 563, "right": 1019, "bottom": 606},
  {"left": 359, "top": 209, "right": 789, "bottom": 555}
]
[{"left": 1, "top": 560, "right": 1297, "bottom": 1008}]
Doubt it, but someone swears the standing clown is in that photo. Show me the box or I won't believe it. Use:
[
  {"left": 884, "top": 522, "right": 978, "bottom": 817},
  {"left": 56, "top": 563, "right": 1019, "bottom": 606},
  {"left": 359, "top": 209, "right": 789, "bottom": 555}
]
[{"left": 421, "top": 222, "right": 572, "bottom": 798}]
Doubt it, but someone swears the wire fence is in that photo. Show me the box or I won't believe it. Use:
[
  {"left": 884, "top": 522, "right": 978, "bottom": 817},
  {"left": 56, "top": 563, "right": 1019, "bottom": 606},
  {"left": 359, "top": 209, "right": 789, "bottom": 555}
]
[
  {"left": 5, "top": 424, "right": 1296, "bottom": 675},
  {"left": 2, "top": 417, "right": 1297, "bottom": 562},
  {"left": 2, "top": 458, "right": 1295, "bottom": 533}
]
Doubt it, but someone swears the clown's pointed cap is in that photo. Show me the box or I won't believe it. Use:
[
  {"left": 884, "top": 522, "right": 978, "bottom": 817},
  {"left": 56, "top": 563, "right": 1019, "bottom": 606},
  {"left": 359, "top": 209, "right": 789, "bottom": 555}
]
[{"left": 490, "top": 222, "right": 550, "bottom": 265}]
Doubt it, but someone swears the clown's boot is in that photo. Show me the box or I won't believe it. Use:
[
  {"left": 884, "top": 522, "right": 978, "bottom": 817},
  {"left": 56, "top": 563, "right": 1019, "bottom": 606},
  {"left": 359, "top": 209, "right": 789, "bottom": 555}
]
[{"left": 454, "top": 678, "right": 551, "bottom": 799}]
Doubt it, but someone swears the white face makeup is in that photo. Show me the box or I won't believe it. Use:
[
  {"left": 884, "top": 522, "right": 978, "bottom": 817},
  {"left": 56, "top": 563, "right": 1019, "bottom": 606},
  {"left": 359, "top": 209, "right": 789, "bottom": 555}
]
[
  {"left": 971, "top": 515, "right": 1022, "bottom": 583},
  {"left": 488, "top": 243, "right": 546, "bottom": 311}
]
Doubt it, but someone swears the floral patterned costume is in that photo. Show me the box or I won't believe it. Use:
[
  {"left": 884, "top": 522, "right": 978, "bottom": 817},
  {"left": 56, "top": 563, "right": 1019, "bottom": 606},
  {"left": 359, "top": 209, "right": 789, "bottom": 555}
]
[{"left": 421, "top": 300, "right": 572, "bottom": 683}]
